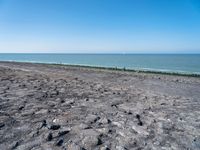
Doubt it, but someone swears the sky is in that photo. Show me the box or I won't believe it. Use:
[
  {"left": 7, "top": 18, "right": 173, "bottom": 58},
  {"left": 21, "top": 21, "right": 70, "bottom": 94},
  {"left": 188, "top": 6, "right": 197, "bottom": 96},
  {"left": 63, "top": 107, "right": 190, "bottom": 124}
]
[{"left": 0, "top": 0, "right": 200, "bottom": 53}]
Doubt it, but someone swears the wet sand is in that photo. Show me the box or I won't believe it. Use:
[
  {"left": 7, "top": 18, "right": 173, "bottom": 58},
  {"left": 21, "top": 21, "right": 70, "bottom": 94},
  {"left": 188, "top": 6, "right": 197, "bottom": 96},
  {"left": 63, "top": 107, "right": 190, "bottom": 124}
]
[{"left": 0, "top": 61, "right": 200, "bottom": 150}]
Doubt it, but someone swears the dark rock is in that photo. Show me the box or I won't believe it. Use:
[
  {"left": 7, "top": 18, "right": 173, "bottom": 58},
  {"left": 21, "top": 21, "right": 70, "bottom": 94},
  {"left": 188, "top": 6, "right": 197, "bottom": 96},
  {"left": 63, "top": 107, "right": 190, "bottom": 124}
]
[
  {"left": 108, "top": 129, "right": 113, "bottom": 134},
  {"left": 56, "top": 139, "right": 63, "bottom": 146},
  {"left": 49, "top": 124, "right": 61, "bottom": 130},
  {"left": 18, "top": 105, "right": 24, "bottom": 110},
  {"left": 136, "top": 114, "right": 143, "bottom": 126},
  {"left": 11, "top": 141, "right": 19, "bottom": 149},
  {"left": 160, "top": 103, "right": 166, "bottom": 105},
  {"left": 60, "top": 99, "right": 65, "bottom": 103},
  {"left": 111, "top": 104, "right": 118, "bottom": 108},
  {"left": 138, "top": 121, "right": 143, "bottom": 126},
  {"left": 97, "top": 138, "right": 103, "bottom": 145},
  {"left": 128, "top": 111, "right": 133, "bottom": 115},
  {"left": 41, "top": 120, "right": 47, "bottom": 128},
  {"left": 0, "top": 123, "right": 5, "bottom": 129},
  {"left": 58, "top": 130, "right": 70, "bottom": 136},
  {"left": 47, "top": 133, "right": 53, "bottom": 141},
  {"left": 136, "top": 114, "right": 140, "bottom": 120}
]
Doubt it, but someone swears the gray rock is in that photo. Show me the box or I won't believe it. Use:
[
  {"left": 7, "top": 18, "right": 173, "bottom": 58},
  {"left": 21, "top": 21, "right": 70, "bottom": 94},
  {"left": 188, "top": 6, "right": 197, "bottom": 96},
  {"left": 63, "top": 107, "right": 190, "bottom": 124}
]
[
  {"left": 85, "top": 114, "right": 100, "bottom": 124},
  {"left": 82, "top": 136, "right": 102, "bottom": 149},
  {"left": 98, "top": 118, "right": 109, "bottom": 124},
  {"left": 67, "top": 143, "right": 83, "bottom": 150}
]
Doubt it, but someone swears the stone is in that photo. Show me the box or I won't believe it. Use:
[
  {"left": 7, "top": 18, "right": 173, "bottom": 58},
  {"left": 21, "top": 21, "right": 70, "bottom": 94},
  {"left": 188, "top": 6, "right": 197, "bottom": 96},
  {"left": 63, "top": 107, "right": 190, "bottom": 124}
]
[
  {"left": 18, "top": 105, "right": 24, "bottom": 110},
  {"left": 47, "top": 133, "right": 53, "bottom": 141},
  {"left": 49, "top": 124, "right": 61, "bottom": 130},
  {"left": 35, "top": 109, "right": 48, "bottom": 115},
  {"left": 11, "top": 141, "right": 19, "bottom": 149},
  {"left": 132, "top": 125, "right": 149, "bottom": 136},
  {"left": 100, "top": 146, "right": 110, "bottom": 150},
  {"left": 67, "top": 143, "right": 83, "bottom": 150},
  {"left": 65, "top": 99, "right": 75, "bottom": 105},
  {"left": 0, "top": 123, "right": 5, "bottom": 129},
  {"left": 86, "top": 114, "right": 100, "bottom": 124},
  {"left": 56, "top": 139, "right": 64, "bottom": 146},
  {"left": 112, "top": 121, "right": 124, "bottom": 128},
  {"left": 79, "top": 123, "right": 91, "bottom": 129},
  {"left": 96, "top": 128, "right": 109, "bottom": 134},
  {"left": 40, "top": 120, "right": 47, "bottom": 129},
  {"left": 98, "top": 118, "right": 109, "bottom": 124},
  {"left": 58, "top": 129, "right": 70, "bottom": 136},
  {"left": 82, "top": 136, "right": 102, "bottom": 149},
  {"left": 60, "top": 99, "right": 65, "bottom": 103},
  {"left": 116, "top": 146, "right": 126, "bottom": 150},
  {"left": 138, "top": 121, "right": 143, "bottom": 126},
  {"left": 136, "top": 114, "right": 140, "bottom": 120},
  {"left": 80, "top": 129, "right": 100, "bottom": 137}
]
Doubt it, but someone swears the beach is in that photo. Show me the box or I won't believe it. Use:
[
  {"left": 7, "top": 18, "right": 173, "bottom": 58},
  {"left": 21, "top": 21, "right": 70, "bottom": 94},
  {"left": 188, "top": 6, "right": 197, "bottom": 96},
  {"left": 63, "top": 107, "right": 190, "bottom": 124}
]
[{"left": 0, "top": 61, "right": 200, "bottom": 150}]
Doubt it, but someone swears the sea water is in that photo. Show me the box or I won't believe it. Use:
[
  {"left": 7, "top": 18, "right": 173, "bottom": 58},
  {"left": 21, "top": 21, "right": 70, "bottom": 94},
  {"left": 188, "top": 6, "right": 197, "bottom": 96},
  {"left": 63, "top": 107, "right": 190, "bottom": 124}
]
[{"left": 0, "top": 54, "right": 200, "bottom": 74}]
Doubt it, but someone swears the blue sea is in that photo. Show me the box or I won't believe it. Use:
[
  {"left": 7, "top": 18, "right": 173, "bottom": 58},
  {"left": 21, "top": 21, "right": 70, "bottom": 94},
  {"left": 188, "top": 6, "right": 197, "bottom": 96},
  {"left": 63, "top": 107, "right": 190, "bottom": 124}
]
[{"left": 0, "top": 54, "right": 200, "bottom": 74}]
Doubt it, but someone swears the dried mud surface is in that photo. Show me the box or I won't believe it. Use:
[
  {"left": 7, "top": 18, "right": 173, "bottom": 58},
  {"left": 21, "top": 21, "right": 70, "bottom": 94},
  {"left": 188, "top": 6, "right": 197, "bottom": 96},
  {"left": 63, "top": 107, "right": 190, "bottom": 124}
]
[{"left": 0, "top": 61, "right": 200, "bottom": 150}]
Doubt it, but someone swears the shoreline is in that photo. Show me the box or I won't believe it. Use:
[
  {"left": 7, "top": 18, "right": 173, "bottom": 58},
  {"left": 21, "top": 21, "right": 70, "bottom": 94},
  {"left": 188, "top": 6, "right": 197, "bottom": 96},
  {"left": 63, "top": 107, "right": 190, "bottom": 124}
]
[{"left": 1, "top": 60, "right": 200, "bottom": 78}]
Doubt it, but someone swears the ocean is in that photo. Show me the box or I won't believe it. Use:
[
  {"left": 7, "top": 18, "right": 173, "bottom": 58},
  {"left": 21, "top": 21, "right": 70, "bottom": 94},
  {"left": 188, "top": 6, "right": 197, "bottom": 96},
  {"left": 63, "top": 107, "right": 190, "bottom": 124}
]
[{"left": 0, "top": 54, "right": 200, "bottom": 74}]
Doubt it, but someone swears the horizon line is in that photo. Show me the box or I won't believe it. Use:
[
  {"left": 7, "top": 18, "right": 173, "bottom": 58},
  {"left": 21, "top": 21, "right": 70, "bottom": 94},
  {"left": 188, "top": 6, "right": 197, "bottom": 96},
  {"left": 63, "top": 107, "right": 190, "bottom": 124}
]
[{"left": 0, "top": 52, "right": 200, "bottom": 54}]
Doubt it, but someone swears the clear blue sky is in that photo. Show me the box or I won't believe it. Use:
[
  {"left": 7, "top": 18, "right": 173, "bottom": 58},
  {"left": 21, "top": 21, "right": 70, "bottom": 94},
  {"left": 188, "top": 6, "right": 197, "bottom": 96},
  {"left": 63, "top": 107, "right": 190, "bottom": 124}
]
[{"left": 0, "top": 0, "right": 200, "bottom": 53}]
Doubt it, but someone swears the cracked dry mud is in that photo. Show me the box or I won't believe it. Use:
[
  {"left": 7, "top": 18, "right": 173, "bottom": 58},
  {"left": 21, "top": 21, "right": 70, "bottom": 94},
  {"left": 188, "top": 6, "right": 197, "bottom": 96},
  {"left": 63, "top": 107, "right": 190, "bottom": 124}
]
[{"left": 0, "top": 62, "right": 200, "bottom": 150}]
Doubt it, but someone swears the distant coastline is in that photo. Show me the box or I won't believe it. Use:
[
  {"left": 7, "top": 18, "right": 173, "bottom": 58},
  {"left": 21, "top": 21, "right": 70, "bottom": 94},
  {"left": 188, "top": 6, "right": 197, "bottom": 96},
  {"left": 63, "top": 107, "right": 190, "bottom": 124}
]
[{"left": 1, "top": 60, "right": 200, "bottom": 77}]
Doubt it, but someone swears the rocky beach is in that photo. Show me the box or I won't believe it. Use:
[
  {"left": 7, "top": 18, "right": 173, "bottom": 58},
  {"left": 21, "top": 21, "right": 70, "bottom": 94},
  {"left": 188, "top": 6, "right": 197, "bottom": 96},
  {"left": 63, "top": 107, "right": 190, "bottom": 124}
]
[{"left": 0, "top": 61, "right": 200, "bottom": 150}]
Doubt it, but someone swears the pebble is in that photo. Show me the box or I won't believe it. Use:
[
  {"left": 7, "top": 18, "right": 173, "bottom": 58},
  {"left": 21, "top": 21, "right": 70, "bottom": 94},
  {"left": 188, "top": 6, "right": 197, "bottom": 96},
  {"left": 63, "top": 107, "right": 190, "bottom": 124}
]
[
  {"left": 136, "top": 114, "right": 140, "bottom": 120},
  {"left": 0, "top": 123, "right": 5, "bottom": 128},
  {"left": 65, "top": 99, "right": 75, "bottom": 105},
  {"left": 98, "top": 118, "right": 109, "bottom": 124},
  {"left": 11, "top": 141, "right": 19, "bottom": 149},
  {"left": 86, "top": 114, "right": 100, "bottom": 124},
  {"left": 100, "top": 146, "right": 110, "bottom": 150},
  {"left": 56, "top": 139, "right": 64, "bottom": 146},
  {"left": 82, "top": 136, "right": 102, "bottom": 148},
  {"left": 58, "top": 130, "right": 70, "bottom": 136},
  {"left": 67, "top": 142, "right": 83, "bottom": 150},
  {"left": 47, "top": 133, "right": 53, "bottom": 141},
  {"left": 41, "top": 120, "right": 47, "bottom": 128},
  {"left": 138, "top": 121, "right": 143, "bottom": 126},
  {"left": 60, "top": 99, "right": 65, "bottom": 103},
  {"left": 116, "top": 146, "right": 126, "bottom": 150},
  {"left": 18, "top": 105, "right": 24, "bottom": 110},
  {"left": 49, "top": 124, "right": 61, "bottom": 130}
]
